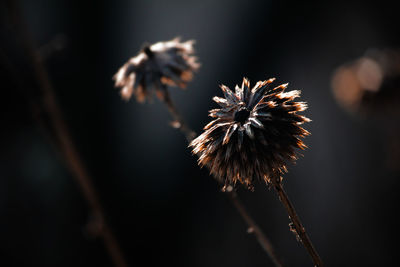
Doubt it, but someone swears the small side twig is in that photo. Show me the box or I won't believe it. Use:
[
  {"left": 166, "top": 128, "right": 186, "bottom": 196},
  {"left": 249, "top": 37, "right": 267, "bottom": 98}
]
[
  {"left": 161, "top": 91, "right": 284, "bottom": 267},
  {"left": 272, "top": 179, "right": 323, "bottom": 267},
  {"left": 6, "top": 1, "right": 128, "bottom": 267}
]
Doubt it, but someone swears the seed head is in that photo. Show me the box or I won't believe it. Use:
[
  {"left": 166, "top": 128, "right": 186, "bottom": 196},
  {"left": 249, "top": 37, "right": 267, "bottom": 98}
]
[
  {"left": 113, "top": 37, "right": 200, "bottom": 102},
  {"left": 190, "top": 78, "right": 310, "bottom": 190}
]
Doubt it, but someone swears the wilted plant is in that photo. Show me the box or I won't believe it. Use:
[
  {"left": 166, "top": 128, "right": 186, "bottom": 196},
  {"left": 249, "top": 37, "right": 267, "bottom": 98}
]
[
  {"left": 190, "top": 78, "right": 323, "bottom": 266},
  {"left": 114, "top": 38, "right": 285, "bottom": 267},
  {"left": 114, "top": 37, "right": 200, "bottom": 141}
]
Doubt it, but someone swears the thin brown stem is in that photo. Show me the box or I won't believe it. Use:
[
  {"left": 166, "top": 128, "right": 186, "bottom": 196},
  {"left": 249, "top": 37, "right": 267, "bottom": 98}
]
[
  {"left": 6, "top": 1, "right": 128, "bottom": 267},
  {"left": 227, "top": 189, "right": 284, "bottom": 267},
  {"left": 162, "top": 91, "right": 283, "bottom": 267},
  {"left": 163, "top": 92, "right": 196, "bottom": 142},
  {"left": 273, "top": 181, "right": 323, "bottom": 267}
]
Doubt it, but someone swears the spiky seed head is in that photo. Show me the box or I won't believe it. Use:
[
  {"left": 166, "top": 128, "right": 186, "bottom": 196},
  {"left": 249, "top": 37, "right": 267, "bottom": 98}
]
[
  {"left": 190, "top": 77, "right": 310, "bottom": 190},
  {"left": 113, "top": 37, "right": 200, "bottom": 102}
]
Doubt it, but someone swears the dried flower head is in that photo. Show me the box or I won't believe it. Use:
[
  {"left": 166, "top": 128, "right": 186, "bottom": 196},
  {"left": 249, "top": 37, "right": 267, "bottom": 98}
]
[
  {"left": 113, "top": 37, "right": 200, "bottom": 102},
  {"left": 331, "top": 49, "right": 400, "bottom": 116},
  {"left": 190, "top": 78, "right": 310, "bottom": 190}
]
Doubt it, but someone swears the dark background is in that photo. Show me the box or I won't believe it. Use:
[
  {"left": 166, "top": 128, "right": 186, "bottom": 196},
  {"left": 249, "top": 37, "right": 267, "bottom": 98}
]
[{"left": 1, "top": 0, "right": 399, "bottom": 266}]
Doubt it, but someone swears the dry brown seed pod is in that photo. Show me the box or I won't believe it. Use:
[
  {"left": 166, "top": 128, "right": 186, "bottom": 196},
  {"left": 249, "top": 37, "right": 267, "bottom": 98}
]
[
  {"left": 113, "top": 37, "right": 200, "bottom": 102},
  {"left": 190, "top": 77, "right": 310, "bottom": 190}
]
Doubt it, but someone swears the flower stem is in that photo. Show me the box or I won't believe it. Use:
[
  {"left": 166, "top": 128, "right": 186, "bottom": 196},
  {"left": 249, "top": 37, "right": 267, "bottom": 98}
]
[
  {"left": 163, "top": 92, "right": 196, "bottom": 142},
  {"left": 162, "top": 91, "right": 284, "bottom": 267},
  {"left": 273, "top": 181, "right": 323, "bottom": 266},
  {"left": 227, "top": 189, "right": 284, "bottom": 267},
  {"left": 6, "top": 1, "right": 128, "bottom": 267}
]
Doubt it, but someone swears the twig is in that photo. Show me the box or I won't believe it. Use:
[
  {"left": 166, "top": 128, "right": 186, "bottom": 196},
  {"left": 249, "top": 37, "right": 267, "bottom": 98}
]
[
  {"left": 226, "top": 188, "right": 284, "bottom": 267},
  {"left": 6, "top": 1, "right": 128, "bottom": 267},
  {"left": 163, "top": 92, "right": 196, "bottom": 142},
  {"left": 161, "top": 91, "right": 284, "bottom": 267},
  {"left": 272, "top": 179, "right": 323, "bottom": 267}
]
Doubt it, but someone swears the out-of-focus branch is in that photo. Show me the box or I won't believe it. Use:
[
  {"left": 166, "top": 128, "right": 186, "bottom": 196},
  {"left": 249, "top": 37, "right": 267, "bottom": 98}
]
[{"left": 5, "top": 1, "right": 128, "bottom": 267}]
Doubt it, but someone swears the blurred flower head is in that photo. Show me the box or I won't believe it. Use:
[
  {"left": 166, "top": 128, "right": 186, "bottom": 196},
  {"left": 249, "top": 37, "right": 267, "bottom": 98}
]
[
  {"left": 190, "top": 78, "right": 310, "bottom": 190},
  {"left": 113, "top": 37, "right": 200, "bottom": 102},
  {"left": 332, "top": 49, "right": 400, "bottom": 172},
  {"left": 331, "top": 49, "right": 400, "bottom": 116}
]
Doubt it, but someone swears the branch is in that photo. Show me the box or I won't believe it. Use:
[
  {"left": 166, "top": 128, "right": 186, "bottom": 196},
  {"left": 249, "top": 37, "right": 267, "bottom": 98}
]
[{"left": 6, "top": 1, "right": 128, "bottom": 266}]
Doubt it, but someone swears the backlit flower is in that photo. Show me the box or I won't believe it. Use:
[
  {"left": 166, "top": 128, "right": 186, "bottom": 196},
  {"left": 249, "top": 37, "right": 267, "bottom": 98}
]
[
  {"left": 190, "top": 78, "right": 310, "bottom": 190},
  {"left": 113, "top": 37, "right": 200, "bottom": 102}
]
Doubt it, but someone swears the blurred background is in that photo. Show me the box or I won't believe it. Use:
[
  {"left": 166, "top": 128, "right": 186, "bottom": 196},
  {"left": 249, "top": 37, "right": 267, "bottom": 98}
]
[{"left": 1, "top": 0, "right": 399, "bottom": 266}]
